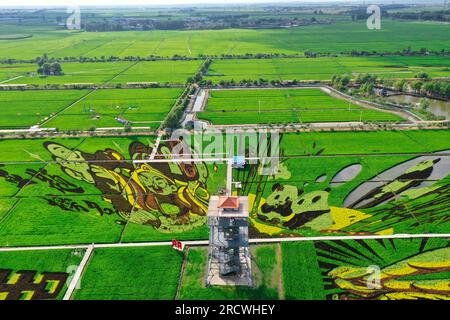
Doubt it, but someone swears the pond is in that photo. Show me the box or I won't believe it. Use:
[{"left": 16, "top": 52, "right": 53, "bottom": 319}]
[{"left": 386, "top": 95, "right": 449, "bottom": 119}]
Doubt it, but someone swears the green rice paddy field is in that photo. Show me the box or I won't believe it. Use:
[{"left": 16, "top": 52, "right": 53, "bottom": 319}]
[
  {"left": 0, "top": 88, "right": 182, "bottom": 130},
  {"left": 205, "top": 55, "right": 450, "bottom": 82},
  {"left": 1, "top": 55, "right": 447, "bottom": 88},
  {"left": 199, "top": 88, "right": 403, "bottom": 124},
  {"left": 0, "top": 249, "right": 84, "bottom": 278},
  {"left": 0, "top": 21, "right": 449, "bottom": 59},
  {"left": 73, "top": 246, "right": 183, "bottom": 300},
  {"left": 280, "top": 129, "right": 450, "bottom": 155},
  {"left": 0, "top": 60, "right": 202, "bottom": 86},
  {"left": 0, "top": 63, "right": 35, "bottom": 83},
  {"left": 43, "top": 88, "right": 183, "bottom": 130},
  {"left": 0, "top": 89, "right": 88, "bottom": 128}
]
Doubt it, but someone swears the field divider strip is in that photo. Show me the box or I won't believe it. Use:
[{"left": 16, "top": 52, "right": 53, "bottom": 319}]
[
  {"left": 1, "top": 233, "right": 450, "bottom": 252},
  {"left": 0, "top": 198, "right": 22, "bottom": 228},
  {"left": 63, "top": 244, "right": 95, "bottom": 301},
  {"left": 0, "top": 75, "right": 24, "bottom": 84},
  {"left": 102, "top": 60, "right": 139, "bottom": 86}
]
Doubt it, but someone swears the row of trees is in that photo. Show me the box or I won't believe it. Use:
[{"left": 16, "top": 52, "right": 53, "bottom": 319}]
[
  {"left": 332, "top": 73, "right": 380, "bottom": 97},
  {"left": 187, "top": 59, "right": 212, "bottom": 84},
  {"left": 384, "top": 76, "right": 450, "bottom": 100},
  {"left": 332, "top": 72, "right": 450, "bottom": 100},
  {"left": 2, "top": 49, "right": 449, "bottom": 65},
  {"left": 80, "top": 15, "right": 329, "bottom": 32},
  {"left": 348, "top": 7, "right": 449, "bottom": 23},
  {"left": 162, "top": 86, "right": 195, "bottom": 130},
  {"left": 202, "top": 78, "right": 305, "bottom": 87},
  {"left": 408, "top": 80, "right": 450, "bottom": 99},
  {"left": 355, "top": 74, "right": 378, "bottom": 97},
  {"left": 158, "top": 59, "right": 211, "bottom": 130},
  {"left": 387, "top": 10, "right": 450, "bottom": 23},
  {"left": 331, "top": 75, "right": 351, "bottom": 91},
  {"left": 84, "top": 20, "right": 187, "bottom": 32}
]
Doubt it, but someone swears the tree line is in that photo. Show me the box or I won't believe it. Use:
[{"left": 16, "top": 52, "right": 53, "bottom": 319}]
[
  {"left": 331, "top": 73, "right": 450, "bottom": 100},
  {"left": 2, "top": 50, "right": 449, "bottom": 65}
]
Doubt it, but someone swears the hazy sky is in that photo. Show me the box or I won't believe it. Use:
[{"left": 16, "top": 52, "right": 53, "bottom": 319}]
[{"left": 1, "top": 0, "right": 363, "bottom": 7}]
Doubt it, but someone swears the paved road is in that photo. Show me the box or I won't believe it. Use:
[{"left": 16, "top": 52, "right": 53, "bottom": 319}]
[{"left": 192, "top": 89, "right": 207, "bottom": 112}]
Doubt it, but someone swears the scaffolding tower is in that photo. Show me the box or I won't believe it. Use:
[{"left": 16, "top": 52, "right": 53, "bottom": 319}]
[{"left": 206, "top": 196, "right": 252, "bottom": 287}]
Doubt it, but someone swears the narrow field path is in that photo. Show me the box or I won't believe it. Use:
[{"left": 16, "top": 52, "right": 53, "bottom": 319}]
[
  {"left": 102, "top": 60, "right": 139, "bottom": 86},
  {"left": 150, "top": 132, "right": 164, "bottom": 159},
  {"left": 1, "top": 233, "right": 449, "bottom": 252},
  {"left": 63, "top": 244, "right": 95, "bottom": 300}
]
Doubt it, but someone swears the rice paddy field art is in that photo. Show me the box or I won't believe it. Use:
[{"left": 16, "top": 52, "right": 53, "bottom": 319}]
[{"left": 0, "top": 2, "right": 449, "bottom": 304}]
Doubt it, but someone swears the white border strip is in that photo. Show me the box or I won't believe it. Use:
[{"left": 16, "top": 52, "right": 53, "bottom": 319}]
[
  {"left": 1, "top": 234, "right": 449, "bottom": 253},
  {"left": 62, "top": 244, "right": 94, "bottom": 301}
]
